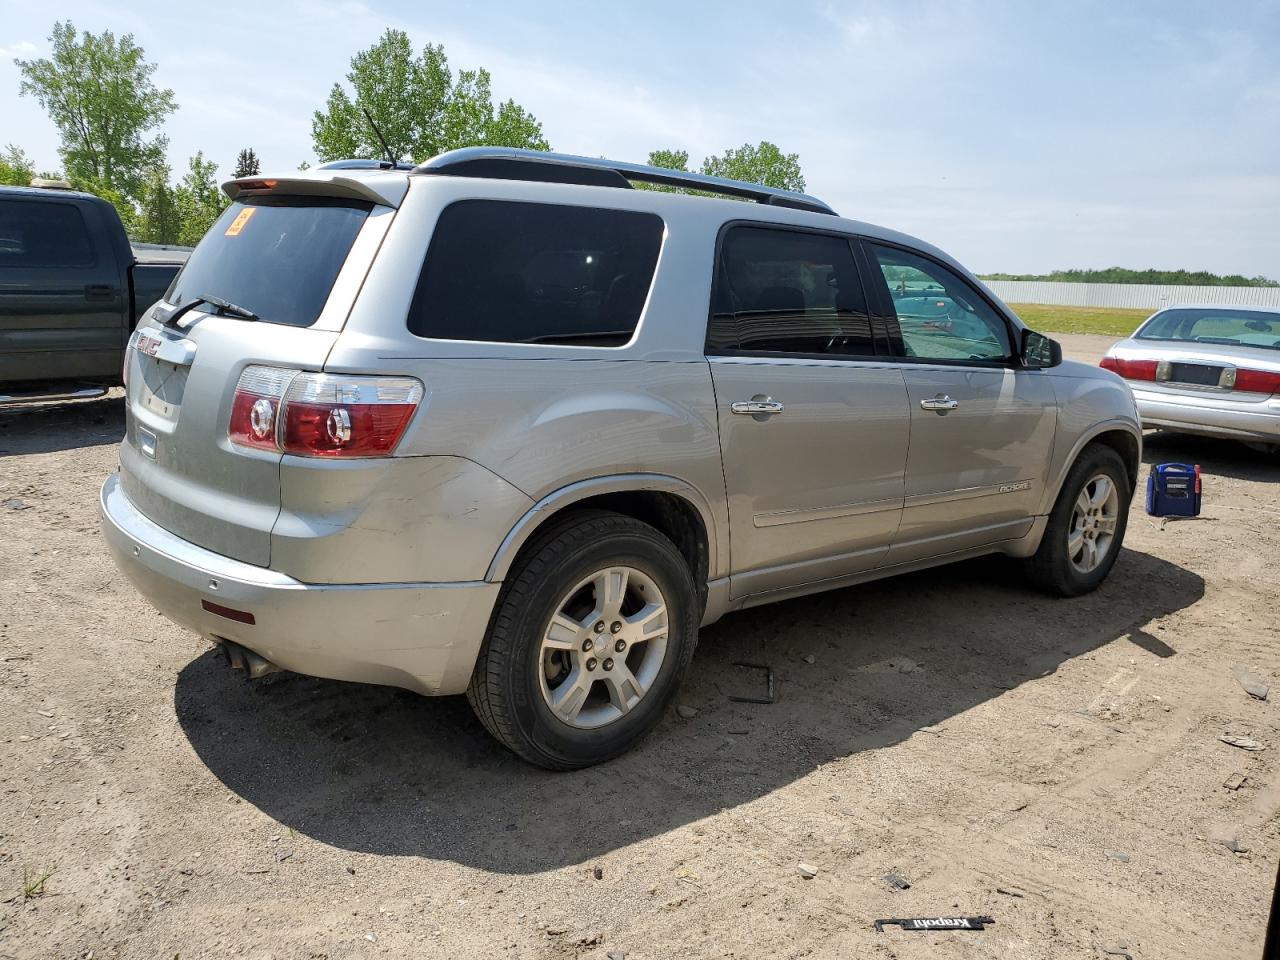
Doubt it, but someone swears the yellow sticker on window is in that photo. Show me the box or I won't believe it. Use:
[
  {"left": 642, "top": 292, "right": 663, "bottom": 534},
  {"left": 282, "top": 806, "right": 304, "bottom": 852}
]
[{"left": 224, "top": 207, "right": 256, "bottom": 236}]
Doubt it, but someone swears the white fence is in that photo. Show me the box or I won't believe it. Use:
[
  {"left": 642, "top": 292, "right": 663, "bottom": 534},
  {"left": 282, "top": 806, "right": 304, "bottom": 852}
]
[{"left": 983, "top": 280, "right": 1280, "bottom": 311}]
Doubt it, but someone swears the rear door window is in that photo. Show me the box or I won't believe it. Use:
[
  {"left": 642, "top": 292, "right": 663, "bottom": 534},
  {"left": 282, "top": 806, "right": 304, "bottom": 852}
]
[
  {"left": 408, "top": 200, "right": 664, "bottom": 346},
  {"left": 708, "top": 226, "right": 875, "bottom": 357},
  {"left": 0, "top": 200, "right": 95, "bottom": 267},
  {"left": 166, "top": 196, "right": 371, "bottom": 327}
]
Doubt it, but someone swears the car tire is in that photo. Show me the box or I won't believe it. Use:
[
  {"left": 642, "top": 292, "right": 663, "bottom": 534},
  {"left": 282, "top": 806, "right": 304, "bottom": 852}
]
[
  {"left": 466, "top": 509, "right": 699, "bottom": 770},
  {"left": 1025, "top": 444, "right": 1131, "bottom": 598}
]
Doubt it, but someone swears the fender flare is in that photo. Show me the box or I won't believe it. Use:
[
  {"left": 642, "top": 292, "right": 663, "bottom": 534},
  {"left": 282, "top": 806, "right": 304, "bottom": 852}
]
[
  {"left": 484, "top": 473, "right": 726, "bottom": 583},
  {"left": 1040, "top": 418, "right": 1143, "bottom": 515}
]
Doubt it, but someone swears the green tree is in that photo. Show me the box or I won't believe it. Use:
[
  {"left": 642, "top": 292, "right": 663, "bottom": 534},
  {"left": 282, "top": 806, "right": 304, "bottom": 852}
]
[
  {"left": 137, "top": 165, "right": 180, "bottom": 244},
  {"left": 0, "top": 145, "right": 35, "bottom": 186},
  {"left": 173, "top": 152, "right": 227, "bottom": 246},
  {"left": 640, "top": 144, "right": 805, "bottom": 197},
  {"left": 311, "top": 29, "right": 549, "bottom": 163},
  {"left": 647, "top": 149, "right": 690, "bottom": 172},
  {"left": 634, "top": 149, "right": 694, "bottom": 194},
  {"left": 700, "top": 141, "right": 805, "bottom": 192},
  {"left": 15, "top": 20, "right": 177, "bottom": 201},
  {"left": 233, "top": 148, "right": 260, "bottom": 178},
  {"left": 487, "top": 100, "right": 551, "bottom": 149}
]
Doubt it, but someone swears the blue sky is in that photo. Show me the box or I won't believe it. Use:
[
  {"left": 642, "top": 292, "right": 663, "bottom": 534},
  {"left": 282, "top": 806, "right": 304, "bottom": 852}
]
[{"left": 2, "top": 0, "right": 1277, "bottom": 277}]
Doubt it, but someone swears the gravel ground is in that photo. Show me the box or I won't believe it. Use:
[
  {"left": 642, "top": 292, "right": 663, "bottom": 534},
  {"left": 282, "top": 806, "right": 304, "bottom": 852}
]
[{"left": 1, "top": 333, "right": 1277, "bottom": 959}]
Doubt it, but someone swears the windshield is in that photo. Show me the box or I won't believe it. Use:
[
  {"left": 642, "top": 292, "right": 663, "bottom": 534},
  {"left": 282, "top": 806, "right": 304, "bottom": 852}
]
[
  {"left": 1136, "top": 307, "right": 1280, "bottom": 351},
  {"left": 165, "top": 196, "right": 372, "bottom": 328}
]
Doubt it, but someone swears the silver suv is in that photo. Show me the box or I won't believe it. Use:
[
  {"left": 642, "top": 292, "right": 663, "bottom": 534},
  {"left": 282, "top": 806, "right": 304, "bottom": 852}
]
[{"left": 102, "top": 148, "right": 1142, "bottom": 769}]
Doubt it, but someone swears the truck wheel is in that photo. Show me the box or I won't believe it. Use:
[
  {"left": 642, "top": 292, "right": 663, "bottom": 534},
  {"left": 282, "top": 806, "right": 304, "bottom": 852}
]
[
  {"left": 466, "top": 510, "right": 698, "bottom": 770},
  {"left": 1025, "top": 444, "right": 1131, "bottom": 597}
]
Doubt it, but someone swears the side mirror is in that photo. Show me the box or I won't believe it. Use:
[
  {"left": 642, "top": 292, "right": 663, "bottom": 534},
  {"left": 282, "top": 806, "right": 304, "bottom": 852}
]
[{"left": 1021, "top": 329, "right": 1062, "bottom": 369}]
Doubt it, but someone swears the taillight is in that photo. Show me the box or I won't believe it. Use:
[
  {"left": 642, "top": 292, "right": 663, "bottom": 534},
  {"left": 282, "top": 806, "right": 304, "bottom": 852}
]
[
  {"left": 1232, "top": 368, "right": 1280, "bottom": 395},
  {"left": 229, "top": 366, "right": 296, "bottom": 451},
  {"left": 229, "top": 366, "right": 423, "bottom": 458},
  {"left": 1100, "top": 356, "right": 1157, "bottom": 381}
]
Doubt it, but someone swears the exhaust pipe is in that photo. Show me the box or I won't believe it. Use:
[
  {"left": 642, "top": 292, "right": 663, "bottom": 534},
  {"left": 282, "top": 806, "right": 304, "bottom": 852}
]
[{"left": 219, "top": 639, "right": 281, "bottom": 679}]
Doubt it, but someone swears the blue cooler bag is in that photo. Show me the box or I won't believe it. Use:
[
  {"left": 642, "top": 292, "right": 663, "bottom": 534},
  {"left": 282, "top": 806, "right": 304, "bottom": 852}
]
[{"left": 1146, "top": 463, "right": 1201, "bottom": 517}]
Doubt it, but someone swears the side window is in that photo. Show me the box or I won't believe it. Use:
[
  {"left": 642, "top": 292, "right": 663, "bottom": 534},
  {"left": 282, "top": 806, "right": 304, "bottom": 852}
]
[
  {"left": 0, "top": 200, "right": 95, "bottom": 268},
  {"left": 408, "top": 200, "right": 664, "bottom": 346},
  {"left": 866, "top": 243, "right": 1012, "bottom": 362},
  {"left": 708, "top": 226, "right": 875, "bottom": 357}
]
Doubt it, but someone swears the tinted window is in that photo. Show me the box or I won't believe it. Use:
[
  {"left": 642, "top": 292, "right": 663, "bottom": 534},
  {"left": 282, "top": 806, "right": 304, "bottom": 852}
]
[
  {"left": 167, "top": 196, "right": 371, "bottom": 327},
  {"left": 867, "top": 243, "right": 1012, "bottom": 362},
  {"left": 409, "top": 200, "right": 664, "bottom": 346},
  {"left": 0, "top": 200, "right": 95, "bottom": 268},
  {"left": 1137, "top": 307, "right": 1280, "bottom": 352},
  {"left": 708, "top": 226, "right": 874, "bottom": 356}
]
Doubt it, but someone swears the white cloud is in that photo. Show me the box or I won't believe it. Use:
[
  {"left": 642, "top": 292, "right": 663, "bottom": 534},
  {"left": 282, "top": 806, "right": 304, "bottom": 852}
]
[{"left": 0, "top": 40, "right": 38, "bottom": 58}]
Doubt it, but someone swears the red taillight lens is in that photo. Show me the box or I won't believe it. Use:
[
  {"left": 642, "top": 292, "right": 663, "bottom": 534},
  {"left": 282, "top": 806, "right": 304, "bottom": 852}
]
[
  {"left": 1100, "top": 356, "right": 1158, "bottom": 381},
  {"left": 280, "top": 400, "right": 418, "bottom": 456},
  {"left": 229, "top": 366, "right": 423, "bottom": 458},
  {"left": 1233, "top": 368, "right": 1280, "bottom": 395},
  {"left": 229, "top": 366, "right": 295, "bottom": 451}
]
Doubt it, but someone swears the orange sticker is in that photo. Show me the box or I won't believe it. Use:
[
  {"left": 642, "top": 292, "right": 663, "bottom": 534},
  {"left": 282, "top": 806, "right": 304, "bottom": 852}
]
[{"left": 224, "top": 207, "right": 256, "bottom": 236}]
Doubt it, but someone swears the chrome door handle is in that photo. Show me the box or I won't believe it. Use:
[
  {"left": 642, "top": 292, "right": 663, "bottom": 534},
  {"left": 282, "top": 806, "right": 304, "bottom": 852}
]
[
  {"left": 731, "top": 398, "right": 784, "bottom": 416},
  {"left": 920, "top": 395, "right": 959, "bottom": 412}
]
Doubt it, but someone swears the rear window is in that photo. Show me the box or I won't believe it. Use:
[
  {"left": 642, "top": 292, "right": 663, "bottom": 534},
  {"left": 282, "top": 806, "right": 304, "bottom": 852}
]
[
  {"left": 1137, "top": 307, "right": 1280, "bottom": 352},
  {"left": 0, "top": 200, "right": 95, "bottom": 267},
  {"left": 408, "top": 200, "right": 664, "bottom": 346},
  {"left": 166, "top": 196, "right": 371, "bottom": 327}
]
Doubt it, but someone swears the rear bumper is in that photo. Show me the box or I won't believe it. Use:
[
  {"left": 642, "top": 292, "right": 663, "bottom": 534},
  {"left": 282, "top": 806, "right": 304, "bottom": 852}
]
[
  {"left": 100, "top": 472, "right": 500, "bottom": 695},
  {"left": 1132, "top": 389, "right": 1280, "bottom": 442}
]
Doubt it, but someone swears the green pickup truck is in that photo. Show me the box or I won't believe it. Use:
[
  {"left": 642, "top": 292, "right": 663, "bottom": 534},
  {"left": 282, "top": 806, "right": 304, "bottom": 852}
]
[{"left": 0, "top": 184, "right": 189, "bottom": 404}]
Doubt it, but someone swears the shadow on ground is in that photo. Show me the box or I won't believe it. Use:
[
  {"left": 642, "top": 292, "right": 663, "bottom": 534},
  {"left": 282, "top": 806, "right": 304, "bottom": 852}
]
[
  {"left": 0, "top": 393, "right": 124, "bottom": 456},
  {"left": 1142, "top": 430, "right": 1277, "bottom": 483},
  {"left": 176, "top": 547, "right": 1203, "bottom": 874}
]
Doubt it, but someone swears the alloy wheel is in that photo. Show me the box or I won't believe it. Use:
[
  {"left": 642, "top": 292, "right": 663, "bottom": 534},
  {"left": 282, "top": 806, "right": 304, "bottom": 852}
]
[
  {"left": 1068, "top": 473, "right": 1120, "bottom": 574},
  {"left": 538, "top": 566, "right": 670, "bottom": 729}
]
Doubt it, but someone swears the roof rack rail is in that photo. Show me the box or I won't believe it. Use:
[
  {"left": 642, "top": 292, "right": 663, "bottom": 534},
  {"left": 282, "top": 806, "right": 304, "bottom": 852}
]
[
  {"left": 317, "top": 158, "right": 417, "bottom": 172},
  {"left": 412, "top": 147, "right": 837, "bottom": 216}
]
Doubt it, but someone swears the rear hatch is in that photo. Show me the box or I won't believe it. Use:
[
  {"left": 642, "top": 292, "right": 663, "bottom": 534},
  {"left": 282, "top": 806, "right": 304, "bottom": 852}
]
[{"left": 120, "top": 187, "right": 395, "bottom": 566}]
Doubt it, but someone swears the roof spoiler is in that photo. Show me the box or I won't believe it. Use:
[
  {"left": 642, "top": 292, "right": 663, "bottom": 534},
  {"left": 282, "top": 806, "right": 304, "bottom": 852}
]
[{"left": 222, "top": 171, "right": 408, "bottom": 208}]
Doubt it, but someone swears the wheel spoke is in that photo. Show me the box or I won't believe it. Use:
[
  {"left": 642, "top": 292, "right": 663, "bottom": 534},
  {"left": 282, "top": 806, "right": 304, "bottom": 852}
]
[
  {"left": 1067, "top": 530, "right": 1085, "bottom": 558},
  {"left": 595, "top": 567, "right": 630, "bottom": 620},
  {"left": 1096, "top": 515, "right": 1117, "bottom": 534},
  {"left": 603, "top": 665, "right": 644, "bottom": 715},
  {"left": 1089, "top": 476, "right": 1113, "bottom": 510},
  {"left": 1083, "top": 538, "right": 1099, "bottom": 571},
  {"left": 544, "top": 612, "right": 586, "bottom": 650},
  {"left": 626, "top": 601, "right": 668, "bottom": 641},
  {"left": 550, "top": 667, "right": 593, "bottom": 722},
  {"left": 1075, "top": 490, "right": 1092, "bottom": 517}
]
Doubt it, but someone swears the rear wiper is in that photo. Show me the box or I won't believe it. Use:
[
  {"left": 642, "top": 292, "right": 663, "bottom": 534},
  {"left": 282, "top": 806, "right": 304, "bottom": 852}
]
[{"left": 156, "top": 294, "right": 260, "bottom": 329}]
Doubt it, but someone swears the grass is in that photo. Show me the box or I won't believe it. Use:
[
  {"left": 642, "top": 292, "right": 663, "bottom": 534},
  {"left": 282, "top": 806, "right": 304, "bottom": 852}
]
[
  {"left": 21, "top": 864, "right": 56, "bottom": 900},
  {"left": 1005, "top": 303, "right": 1151, "bottom": 338}
]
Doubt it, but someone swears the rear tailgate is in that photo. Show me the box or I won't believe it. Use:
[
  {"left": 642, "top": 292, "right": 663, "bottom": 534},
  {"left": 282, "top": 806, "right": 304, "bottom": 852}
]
[{"left": 120, "top": 190, "right": 396, "bottom": 567}]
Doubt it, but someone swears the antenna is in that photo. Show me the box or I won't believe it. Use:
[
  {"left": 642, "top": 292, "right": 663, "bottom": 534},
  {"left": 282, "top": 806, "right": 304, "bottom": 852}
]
[{"left": 361, "top": 107, "right": 398, "bottom": 167}]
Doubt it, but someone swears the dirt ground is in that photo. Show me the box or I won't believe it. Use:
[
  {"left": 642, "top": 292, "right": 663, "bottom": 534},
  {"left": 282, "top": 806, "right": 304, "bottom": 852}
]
[{"left": 1, "top": 333, "right": 1277, "bottom": 960}]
